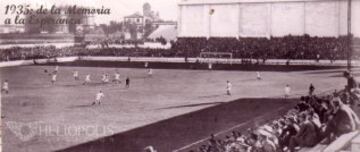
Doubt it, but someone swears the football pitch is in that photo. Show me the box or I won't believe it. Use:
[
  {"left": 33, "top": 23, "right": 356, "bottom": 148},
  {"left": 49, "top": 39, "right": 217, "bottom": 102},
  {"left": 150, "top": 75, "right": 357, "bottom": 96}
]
[{"left": 0, "top": 64, "right": 352, "bottom": 152}]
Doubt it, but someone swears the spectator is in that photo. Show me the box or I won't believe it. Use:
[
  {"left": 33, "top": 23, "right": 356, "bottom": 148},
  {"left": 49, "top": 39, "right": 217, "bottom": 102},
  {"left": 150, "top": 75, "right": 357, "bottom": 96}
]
[
  {"left": 144, "top": 146, "right": 157, "bottom": 152},
  {"left": 289, "top": 113, "right": 318, "bottom": 151},
  {"left": 279, "top": 117, "right": 300, "bottom": 150},
  {"left": 343, "top": 71, "right": 360, "bottom": 106},
  {"left": 343, "top": 71, "right": 358, "bottom": 92},
  {"left": 323, "top": 97, "right": 360, "bottom": 141},
  {"left": 256, "top": 129, "right": 277, "bottom": 152}
]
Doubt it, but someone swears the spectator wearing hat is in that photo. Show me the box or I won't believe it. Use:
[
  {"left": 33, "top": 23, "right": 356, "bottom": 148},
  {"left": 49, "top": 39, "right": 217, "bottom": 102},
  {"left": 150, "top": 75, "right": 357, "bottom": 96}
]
[
  {"left": 144, "top": 146, "right": 157, "bottom": 152},
  {"left": 343, "top": 71, "right": 360, "bottom": 106},
  {"left": 324, "top": 97, "right": 360, "bottom": 141},
  {"left": 279, "top": 117, "right": 300, "bottom": 149},
  {"left": 289, "top": 113, "right": 318, "bottom": 151},
  {"left": 257, "top": 129, "right": 277, "bottom": 152}
]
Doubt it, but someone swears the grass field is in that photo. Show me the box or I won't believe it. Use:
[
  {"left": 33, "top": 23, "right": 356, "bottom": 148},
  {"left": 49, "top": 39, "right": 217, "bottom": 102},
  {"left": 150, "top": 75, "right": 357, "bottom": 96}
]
[{"left": 0, "top": 64, "right": 353, "bottom": 152}]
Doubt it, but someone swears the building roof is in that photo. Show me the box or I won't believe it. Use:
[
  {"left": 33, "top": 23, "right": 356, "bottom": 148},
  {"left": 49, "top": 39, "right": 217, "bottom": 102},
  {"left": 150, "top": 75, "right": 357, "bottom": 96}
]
[
  {"left": 152, "top": 21, "right": 177, "bottom": 25},
  {"left": 148, "top": 25, "right": 177, "bottom": 41},
  {"left": 124, "top": 13, "right": 143, "bottom": 18}
]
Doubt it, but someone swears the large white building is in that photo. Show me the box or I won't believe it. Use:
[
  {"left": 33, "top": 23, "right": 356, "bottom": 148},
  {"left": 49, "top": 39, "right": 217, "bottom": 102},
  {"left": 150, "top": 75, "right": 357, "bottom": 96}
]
[{"left": 177, "top": 0, "right": 360, "bottom": 38}]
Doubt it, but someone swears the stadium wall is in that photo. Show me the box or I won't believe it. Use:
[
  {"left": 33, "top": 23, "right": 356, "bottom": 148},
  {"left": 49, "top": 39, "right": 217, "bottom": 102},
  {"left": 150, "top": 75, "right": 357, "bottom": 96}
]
[
  {"left": 178, "top": 0, "right": 360, "bottom": 38},
  {"left": 0, "top": 57, "right": 78, "bottom": 67},
  {"left": 0, "top": 33, "right": 75, "bottom": 44},
  {"left": 2, "top": 56, "right": 358, "bottom": 68}
]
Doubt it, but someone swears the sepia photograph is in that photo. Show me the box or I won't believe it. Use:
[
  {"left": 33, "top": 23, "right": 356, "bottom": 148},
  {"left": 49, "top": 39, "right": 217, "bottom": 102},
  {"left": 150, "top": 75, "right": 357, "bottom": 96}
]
[{"left": 0, "top": 0, "right": 360, "bottom": 151}]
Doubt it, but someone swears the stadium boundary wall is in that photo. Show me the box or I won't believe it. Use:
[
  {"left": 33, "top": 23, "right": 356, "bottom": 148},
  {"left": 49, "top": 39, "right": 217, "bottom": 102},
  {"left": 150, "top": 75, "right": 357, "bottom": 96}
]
[
  {"left": 1, "top": 56, "right": 359, "bottom": 67},
  {"left": 178, "top": 0, "right": 360, "bottom": 38},
  {"left": 0, "top": 57, "right": 78, "bottom": 68}
]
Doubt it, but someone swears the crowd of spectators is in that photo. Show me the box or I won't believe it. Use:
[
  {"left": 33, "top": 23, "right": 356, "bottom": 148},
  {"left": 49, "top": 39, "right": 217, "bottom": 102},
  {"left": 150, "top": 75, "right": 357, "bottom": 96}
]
[
  {"left": 0, "top": 35, "right": 355, "bottom": 62},
  {"left": 0, "top": 47, "right": 174, "bottom": 61},
  {"left": 172, "top": 35, "right": 351, "bottom": 61},
  {"left": 146, "top": 36, "right": 170, "bottom": 45},
  {"left": 183, "top": 71, "right": 360, "bottom": 152},
  {"left": 0, "top": 46, "right": 73, "bottom": 61}
]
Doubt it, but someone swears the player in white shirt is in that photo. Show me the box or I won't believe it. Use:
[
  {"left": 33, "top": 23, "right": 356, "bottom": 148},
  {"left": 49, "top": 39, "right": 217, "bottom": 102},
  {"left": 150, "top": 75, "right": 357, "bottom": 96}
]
[
  {"left": 101, "top": 73, "right": 106, "bottom": 83},
  {"left": 2, "top": 80, "right": 9, "bottom": 94},
  {"left": 101, "top": 73, "right": 110, "bottom": 83},
  {"left": 104, "top": 74, "right": 110, "bottom": 83},
  {"left": 54, "top": 65, "right": 59, "bottom": 73},
  {"left": 92, "top": 90, "right": 105, "bottom": 105},
  {"left": 83, "top": 74, "right": 91, "bottom": 85},
  {"left": 113, "top": 72, "right": 121, "bottom": 84},
  {"left": 256, "top": 72, "right": 262, "bottom": 80},
  {"left": 226, "top": 80, "right": 232, "bottom": 95},
  {"left": 148, "top": 68, "right": 153, "bottom": 77},
  {"left": 208, "top": 63, "right": 212, "bottom": 70},
  {"left": 144, "top": 62, "right": 149, "bottom": 68},
  {"left": 284, "top": 84, "right": 291, "bottom": 98},
  {"left": 73, "top": 70, "right": 79, "bottom": 81},
  {"left": 51, "top": 74, "right": 57, "bottom": 84}
]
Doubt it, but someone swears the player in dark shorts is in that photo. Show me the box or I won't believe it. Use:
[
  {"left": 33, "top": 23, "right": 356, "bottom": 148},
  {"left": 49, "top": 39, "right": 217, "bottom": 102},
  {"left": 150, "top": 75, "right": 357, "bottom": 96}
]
[
  {"left": 125, "top": 77, "right": 130, "bottom": 88},
  {"left": 309, "top": 83, "right": 315, "bottom": 95}
]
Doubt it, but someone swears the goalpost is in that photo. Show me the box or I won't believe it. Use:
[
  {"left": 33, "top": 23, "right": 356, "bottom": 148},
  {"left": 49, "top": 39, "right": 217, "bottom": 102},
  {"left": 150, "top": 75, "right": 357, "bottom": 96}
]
[{"left": 199, "top": 52, "right": 233, "bottom": 64}]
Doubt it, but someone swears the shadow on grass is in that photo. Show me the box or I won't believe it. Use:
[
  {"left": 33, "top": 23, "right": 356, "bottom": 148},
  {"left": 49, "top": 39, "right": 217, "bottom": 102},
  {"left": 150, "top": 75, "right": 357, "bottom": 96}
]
[
  {"left": 67, "top": 104, "right": 94, "bottom": 109},
  {"left": 58, "top": 84, "right": 83, "bottom": 87},
  {"left": 197, "top": 94, "right": 224, "bottom": 99},
  {"left": 156, "top": 101, "right": 225, "bottom": 110},
  {"left": 56, "top": 98, "right": 297, "bottom": 152}
]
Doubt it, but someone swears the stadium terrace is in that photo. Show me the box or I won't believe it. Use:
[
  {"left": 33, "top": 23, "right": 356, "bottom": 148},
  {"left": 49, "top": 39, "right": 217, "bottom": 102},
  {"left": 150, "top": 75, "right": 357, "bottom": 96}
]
[{"left": 66, "top": 5, "right": 111, "bottom": 15}]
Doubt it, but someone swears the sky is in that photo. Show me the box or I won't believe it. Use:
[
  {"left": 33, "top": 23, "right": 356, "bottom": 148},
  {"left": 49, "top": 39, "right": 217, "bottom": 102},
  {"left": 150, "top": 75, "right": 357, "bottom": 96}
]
[{"left": 0, "top": 0, "right": 179, "bottom": 25}]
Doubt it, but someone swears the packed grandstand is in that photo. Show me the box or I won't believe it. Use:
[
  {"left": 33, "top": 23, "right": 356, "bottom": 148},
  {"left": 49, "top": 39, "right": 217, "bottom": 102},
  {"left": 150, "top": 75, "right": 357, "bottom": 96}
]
[{"left": 0, "top": 35, "right": 358, "bottom": 62}]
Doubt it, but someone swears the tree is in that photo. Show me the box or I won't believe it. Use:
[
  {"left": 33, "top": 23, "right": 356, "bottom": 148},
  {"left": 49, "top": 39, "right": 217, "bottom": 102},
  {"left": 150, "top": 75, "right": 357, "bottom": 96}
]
[
  {"left": 144, "top": 22, "right": 154, "bottom": 38},
  {"left": 99, "top": 24, "right": 109, "bottom": 35},
  {"left": 25, "top": 14, "right": 59, "bottom": 34}
]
